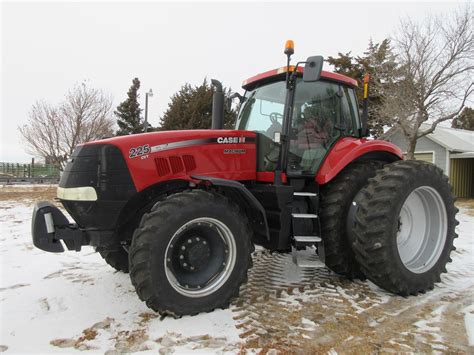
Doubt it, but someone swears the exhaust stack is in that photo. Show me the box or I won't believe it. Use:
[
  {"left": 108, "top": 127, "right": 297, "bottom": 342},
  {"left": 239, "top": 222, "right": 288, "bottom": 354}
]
[{"left": 211, "top": 79, "right": 224, "bottom": 129}]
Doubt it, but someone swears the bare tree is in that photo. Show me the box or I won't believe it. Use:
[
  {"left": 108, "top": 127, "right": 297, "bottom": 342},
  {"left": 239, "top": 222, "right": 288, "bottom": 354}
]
[
  {"left": 381, "top": 7, "right": 473, "bottom": 159},
  {"left": 19, "top": 83, "right": 115, "bottom": 169}
]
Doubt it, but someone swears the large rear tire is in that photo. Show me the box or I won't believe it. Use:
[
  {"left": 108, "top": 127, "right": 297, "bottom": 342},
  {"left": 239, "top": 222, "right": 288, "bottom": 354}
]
[
  {"left": 351, "top": 160, "right": 458, "bottom": 295},
  {"left": 129, "top": 190, "right": 253, "bottom": 316},
  {"left": 320, "top": 161, "right": 382, "bottom": 279}
]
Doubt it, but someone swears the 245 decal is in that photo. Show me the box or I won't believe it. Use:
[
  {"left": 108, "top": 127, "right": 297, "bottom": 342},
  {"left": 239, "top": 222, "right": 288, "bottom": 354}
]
[{"left": 129, "top": 144, "right": 150, "bottom": 159}]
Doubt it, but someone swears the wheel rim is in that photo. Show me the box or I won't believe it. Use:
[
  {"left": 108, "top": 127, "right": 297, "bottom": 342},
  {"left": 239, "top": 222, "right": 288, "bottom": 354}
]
[
  {"left": 164, "top": 217, "right": 236, "bottom": 297},
  {"left": 396, "top": 186, "right": 447, "bottom": 274}
]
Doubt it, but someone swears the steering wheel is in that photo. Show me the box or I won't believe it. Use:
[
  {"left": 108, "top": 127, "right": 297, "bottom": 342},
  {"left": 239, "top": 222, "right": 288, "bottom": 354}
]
[{"left": 269, "top": 112, "right": 283, "bottom": 125}]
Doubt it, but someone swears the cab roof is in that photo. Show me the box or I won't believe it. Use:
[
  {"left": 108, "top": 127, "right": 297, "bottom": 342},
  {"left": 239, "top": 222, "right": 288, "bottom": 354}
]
[{"left": 242, "top": 66, "right": 358, "bottom": 90}]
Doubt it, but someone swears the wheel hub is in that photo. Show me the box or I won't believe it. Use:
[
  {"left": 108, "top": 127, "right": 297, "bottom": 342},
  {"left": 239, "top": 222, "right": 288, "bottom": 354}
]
[
  {"left": 396, "top": 186, "right": 447, "bottom": 274},
  {"left": 397, "top": 205, "right": 413, "bottom": 246},
  {"left": 178, "top": 237, "right": 211, "bottom": 271},
  {"left": 164, "top": 217, "right": 236, "bottom": 297}
]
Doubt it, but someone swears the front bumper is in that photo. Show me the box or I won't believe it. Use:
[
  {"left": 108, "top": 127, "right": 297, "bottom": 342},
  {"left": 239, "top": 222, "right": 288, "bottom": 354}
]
[{"left": 32, "top": 201, "right": 114, "bottom": 253}]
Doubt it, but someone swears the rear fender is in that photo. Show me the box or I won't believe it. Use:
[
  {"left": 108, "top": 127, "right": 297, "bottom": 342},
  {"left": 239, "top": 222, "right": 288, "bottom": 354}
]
[{"left": 316, "top": 138, "right": 403, "bottom": 185}]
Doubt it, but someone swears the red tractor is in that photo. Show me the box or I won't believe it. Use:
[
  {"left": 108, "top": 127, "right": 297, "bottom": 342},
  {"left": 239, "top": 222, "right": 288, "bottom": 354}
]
[{"left": 32, "top": 41, "right": 457, "bottom": 316}]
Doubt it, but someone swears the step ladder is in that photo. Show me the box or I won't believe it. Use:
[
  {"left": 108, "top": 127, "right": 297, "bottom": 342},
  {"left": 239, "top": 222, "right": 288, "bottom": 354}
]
[{"left": 291, "top": 191, "right": 325, "bottom": 268}]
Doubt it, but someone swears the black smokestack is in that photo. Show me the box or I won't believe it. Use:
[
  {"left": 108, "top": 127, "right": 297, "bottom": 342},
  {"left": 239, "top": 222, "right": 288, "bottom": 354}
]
[{"left": 211, "top": 79, "right": 224, "bottom": 129}]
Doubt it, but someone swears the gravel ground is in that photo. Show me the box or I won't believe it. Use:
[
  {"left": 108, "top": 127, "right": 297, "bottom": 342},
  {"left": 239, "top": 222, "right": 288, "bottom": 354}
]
[{"left": 1, "top": 185, "right": 473, "bottom": 354}]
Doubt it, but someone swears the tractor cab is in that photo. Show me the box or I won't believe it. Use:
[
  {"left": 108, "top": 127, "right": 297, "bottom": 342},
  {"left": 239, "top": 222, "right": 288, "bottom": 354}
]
[{"left": 237, "top": 67, "right": 361, "bottom": 176}]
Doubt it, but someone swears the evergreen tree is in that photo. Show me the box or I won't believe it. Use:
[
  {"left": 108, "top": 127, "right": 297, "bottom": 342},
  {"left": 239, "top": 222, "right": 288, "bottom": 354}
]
[
  {"left": 115, "top": 78, "right": 144, "bottom": 135},
  {"left": 327, "top": 39, "right": 398, "bottom": 137},
  {"left": 452, "top": 107, "right": 474, "bottom": 131},
  {"left": 326, "top": 52, "right": 363, "bottom": 81},
  {"left": 160, "top": 79, "right": 236, "bottom": 130}
]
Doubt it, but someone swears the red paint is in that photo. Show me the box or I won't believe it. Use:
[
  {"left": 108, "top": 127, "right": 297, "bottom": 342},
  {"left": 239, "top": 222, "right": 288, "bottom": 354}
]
[
  {"left": 82, "top": 131, "right": 401, "bottom": 190},
  {"left": 242, "top": 66, "right": 358, "bottom": 89},
  {"left": 84, "top": 130, "right": 257, "bottom": 192},
  {"left": 316, "top": 137, "right": 403, "bottom": 184},
  {"left": 256, "top": 172, "right": 287, "bottom": 183}
]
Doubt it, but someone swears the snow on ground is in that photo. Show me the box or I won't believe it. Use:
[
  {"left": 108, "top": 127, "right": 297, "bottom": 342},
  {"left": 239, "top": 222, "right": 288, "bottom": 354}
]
[{"left": 0, "top": 187, "right": 473, "bottom": 353}]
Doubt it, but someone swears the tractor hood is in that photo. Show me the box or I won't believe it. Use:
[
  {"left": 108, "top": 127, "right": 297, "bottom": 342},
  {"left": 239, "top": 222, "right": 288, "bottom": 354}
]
[
  {"left": 79, "top": 129, "right": 258, "bottom": 192},
  {"left": 84, "top": 129, "right": 256, "bottom": 157}
]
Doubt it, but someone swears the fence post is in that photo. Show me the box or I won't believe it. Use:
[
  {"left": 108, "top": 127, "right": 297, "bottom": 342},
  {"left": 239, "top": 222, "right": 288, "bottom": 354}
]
[{"left": 31, "top": 158, "right": 35, "bottom": 178}]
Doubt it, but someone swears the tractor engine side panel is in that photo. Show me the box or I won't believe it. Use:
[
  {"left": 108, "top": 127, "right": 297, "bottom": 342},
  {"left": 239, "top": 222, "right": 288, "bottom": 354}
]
[{"left": 89, "top": 130, "right": 258, "bottom": 192}]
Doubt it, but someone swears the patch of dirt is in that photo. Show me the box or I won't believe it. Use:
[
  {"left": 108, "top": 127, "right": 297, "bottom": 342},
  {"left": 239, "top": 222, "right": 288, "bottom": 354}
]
[
  {"left": 155, "top": 332, "right": 235, "bottom": 351},
  {"left": 233, "top": 250, "right": 473, "bottom": 353},
  {"left": 77, "top": 328, "right": 98, "bottom": 343},
  {"left": 138, "top": 312, "right": 159, "bottom": 326},
  {"left": 0, "top": 185, "right": 57, "bottom": 202},
  {"left": 456, "top": 199, "right": 474, "bottom": 216},
  {"left": 114, "top": 329, "right": 149, "bottom": 352},
  {"left": 50, "top": 338, "right": 76, "bottom": 348},
  {"left": 50, "top": 317, "right": 114, "bottom": 351}
]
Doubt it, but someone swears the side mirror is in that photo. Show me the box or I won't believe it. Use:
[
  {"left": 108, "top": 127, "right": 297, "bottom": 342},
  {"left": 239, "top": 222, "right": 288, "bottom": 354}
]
[
  {"left": 227, "top": 92, "right": 243, "bottom": 111},
  {"left": 303, "top": 56, "right": 324, "bottom": 82}
]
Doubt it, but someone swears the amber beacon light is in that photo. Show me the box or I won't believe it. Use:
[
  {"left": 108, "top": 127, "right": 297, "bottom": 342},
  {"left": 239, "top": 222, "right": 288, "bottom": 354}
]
[{"left": 284, "top": 40, "right": 294, "bottom": 55}]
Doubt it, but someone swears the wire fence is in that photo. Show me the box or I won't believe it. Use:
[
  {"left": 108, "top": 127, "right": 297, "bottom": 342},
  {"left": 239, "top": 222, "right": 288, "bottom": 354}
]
[{"left": 0, "top": 162, "right": 60, "bottom": 179}]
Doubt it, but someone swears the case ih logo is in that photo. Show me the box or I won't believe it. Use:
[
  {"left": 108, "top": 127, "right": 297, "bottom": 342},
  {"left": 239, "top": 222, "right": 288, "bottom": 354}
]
[{"left": 217, "top": 137, "right": 246, "bottom": 144}]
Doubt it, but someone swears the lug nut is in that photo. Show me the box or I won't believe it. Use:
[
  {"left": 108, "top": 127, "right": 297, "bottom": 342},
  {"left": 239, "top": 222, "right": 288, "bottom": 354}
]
[
  {"left": 190, "top": 266, "right": 195, "bottom": 270},
  {"left": 203, "top": 241, "right": 207, "bottom": 245},
  {"left": 188, "top": 239, "right": 192, "bottom": 243},
  {"left": 183, "top": 262, "right": 187, "bottom": 267},
  {"left": 181, "top": 246, "right": 186, "bottom": 250},
  {"left": 180, "top": 255, "right": 184, "bottom": 260},
  {"left": 196, "top": 237, "right": 200, "bottom": 241}
]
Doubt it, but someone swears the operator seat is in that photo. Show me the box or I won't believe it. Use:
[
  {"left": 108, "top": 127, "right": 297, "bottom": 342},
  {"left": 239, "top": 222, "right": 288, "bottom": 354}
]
[{"left": 295, "top": 116, "right": 331, "bottom": 172}]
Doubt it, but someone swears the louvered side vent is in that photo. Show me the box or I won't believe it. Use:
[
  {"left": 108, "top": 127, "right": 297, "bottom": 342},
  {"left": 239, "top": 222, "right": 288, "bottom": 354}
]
[
  {"left": 182, "top": 155, "right": 196, "bottom": 172},
  {"left": 154, "top": 157, "right": 170, "bottom": 177},
  {"left": 169, "top": 156, "right": 184, "bottom": 174}
]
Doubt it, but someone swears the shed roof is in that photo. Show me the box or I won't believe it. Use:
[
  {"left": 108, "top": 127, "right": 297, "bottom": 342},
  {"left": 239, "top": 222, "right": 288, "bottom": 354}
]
[{"left": 419, "top": 124, "right": 474, "bottom": 153}]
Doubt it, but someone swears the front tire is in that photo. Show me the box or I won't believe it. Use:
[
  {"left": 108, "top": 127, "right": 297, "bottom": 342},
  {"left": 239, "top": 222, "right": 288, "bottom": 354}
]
[
  {"left": 351, "top": 160, "right": 458, "bottom": 295},
  {"left": 129, "top": 190, "right": 253, "bottom": 316},
  {"left": 96, "top": 247, "right": 129, "bottom": 273}
]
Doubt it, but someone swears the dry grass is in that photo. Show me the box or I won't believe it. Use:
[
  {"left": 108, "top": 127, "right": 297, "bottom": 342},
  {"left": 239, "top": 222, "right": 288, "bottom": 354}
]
[{"left": 0, "top": 185, "right": 57, "bottom": 202}]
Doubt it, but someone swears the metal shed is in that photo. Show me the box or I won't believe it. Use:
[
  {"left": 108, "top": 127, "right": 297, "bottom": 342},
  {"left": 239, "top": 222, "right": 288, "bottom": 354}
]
[{"left": 386, "top": 125, "right": 474, "bottom": 198}]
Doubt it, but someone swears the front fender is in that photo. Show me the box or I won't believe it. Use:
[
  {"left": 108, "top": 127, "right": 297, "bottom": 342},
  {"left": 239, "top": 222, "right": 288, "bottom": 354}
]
[
  {"left": 316, "top": 137, "right": 403, "bottom": 184},
  {"left": 192, "top": 175, "right": 270, "bottom": 241}
]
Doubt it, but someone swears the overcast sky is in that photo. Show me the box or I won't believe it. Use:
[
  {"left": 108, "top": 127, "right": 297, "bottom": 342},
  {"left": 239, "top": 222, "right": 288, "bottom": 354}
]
[{"left": 0, "top": 1, "right": 465, "bottom": 162}]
